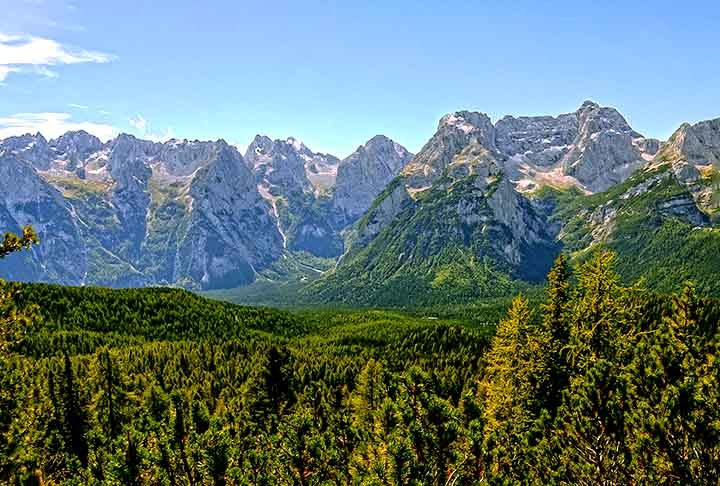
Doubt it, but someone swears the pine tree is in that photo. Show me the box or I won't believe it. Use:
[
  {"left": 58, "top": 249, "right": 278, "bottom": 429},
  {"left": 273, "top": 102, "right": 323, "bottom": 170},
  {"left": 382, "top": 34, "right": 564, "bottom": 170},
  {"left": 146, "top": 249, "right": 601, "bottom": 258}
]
[
  {"left": 480, "top": 295, "right": 542, "bottom": 481},
  {"left": 0, "top": 226, "right": 38, "bottom": 259},
  {"left": 538, "top": 254, "right": 572, "bottom": 414},
  {"left": 627, "top": 284, "right": 720, "bottom": 483},
  {"left": 59, "top": 353, "right": 89, "bottom": 467},
  {"left": 93, "top": 350, "right": 126, "bottom": 441},
  {"left": 553, "top": 251, "right": 639, "bottom": 484}
]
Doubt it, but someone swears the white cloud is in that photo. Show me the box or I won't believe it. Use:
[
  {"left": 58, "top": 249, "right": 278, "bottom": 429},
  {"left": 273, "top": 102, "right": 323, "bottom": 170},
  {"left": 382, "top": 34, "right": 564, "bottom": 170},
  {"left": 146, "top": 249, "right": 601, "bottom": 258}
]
[
  {"left": 0, "top": 112, "right": 117, "bottom": 141},
  {"left": 128, "top": 114, "right": 173, "bottom": 142},
  {"left": 0, "top": 31, "right": 114, "bottom": 82},
  {"left": 68, "top": 103, "right": 88, "bottom": 110},
  {"left": 129, "top": 114, "right": 147, "bottom": 131},
  {"left": 0, "top": 65, "right": 19, "bottom": 82}
]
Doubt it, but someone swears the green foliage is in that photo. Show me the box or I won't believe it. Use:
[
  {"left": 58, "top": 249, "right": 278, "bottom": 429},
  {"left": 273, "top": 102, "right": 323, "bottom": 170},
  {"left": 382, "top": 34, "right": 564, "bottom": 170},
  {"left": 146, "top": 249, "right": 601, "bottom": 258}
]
[
  {"left": 552, "top": 165, "right": 720, "bottom": 297},
  {"left": 1, "top": 250, "right": 720, "bottom": 484},
  {"left": 0, "top": 225, "right": 38, "bottom": 259}
]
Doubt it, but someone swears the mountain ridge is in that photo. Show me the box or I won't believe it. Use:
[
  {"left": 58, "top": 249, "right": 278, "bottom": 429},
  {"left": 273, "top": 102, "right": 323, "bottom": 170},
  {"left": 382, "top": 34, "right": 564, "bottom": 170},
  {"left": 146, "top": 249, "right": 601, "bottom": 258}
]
[
  {"left": 0, "top": 129, "right": 411, "bottom": 289},
  {"left": 2, "top": 102, "right": 720, "bottom": 302}
]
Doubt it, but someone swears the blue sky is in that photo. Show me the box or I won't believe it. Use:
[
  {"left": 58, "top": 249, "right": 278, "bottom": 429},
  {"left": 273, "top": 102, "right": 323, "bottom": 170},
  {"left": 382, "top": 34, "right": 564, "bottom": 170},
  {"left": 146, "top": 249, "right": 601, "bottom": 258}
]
[{"left": 1, "top": 0, "right": 719, "bottom": 157}]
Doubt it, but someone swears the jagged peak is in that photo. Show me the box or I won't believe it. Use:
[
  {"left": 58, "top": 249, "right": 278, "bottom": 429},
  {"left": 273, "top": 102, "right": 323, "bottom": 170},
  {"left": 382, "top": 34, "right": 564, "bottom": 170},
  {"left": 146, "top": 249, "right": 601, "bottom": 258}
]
[
  {"left": 52, "top": 129, "right": 94, "bottom": 139},
  {"left": 438, "top": 111, "right": 492, "bottom": 132},
  {"left": 249, "top": 133, "right": 273, "bottom": 145},
  {"left": 579, "top": 99, "right": 600, "bottom": 110},
  {"left": 114, "top": 132, "right": 139, "bottom": 143},
  {"left": 356, "top": 134, "right": 410, "bottom": 155},
  {"left": 285, "top": 136, "right": 307, "bottom": 152}
]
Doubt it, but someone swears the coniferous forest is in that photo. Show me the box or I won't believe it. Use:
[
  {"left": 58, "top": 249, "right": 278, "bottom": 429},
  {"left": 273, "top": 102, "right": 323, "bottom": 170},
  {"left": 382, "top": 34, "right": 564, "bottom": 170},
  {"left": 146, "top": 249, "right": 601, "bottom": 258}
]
[{"left": 1, "top": 226, "right": 720, "bottom": 484}]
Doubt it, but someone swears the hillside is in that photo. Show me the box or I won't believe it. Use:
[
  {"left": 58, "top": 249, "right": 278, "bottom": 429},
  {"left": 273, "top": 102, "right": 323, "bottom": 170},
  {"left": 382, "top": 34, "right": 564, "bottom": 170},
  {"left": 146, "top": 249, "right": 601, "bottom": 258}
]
[{"left": 303, "top": 109, "right": 720, "bottom": 306}]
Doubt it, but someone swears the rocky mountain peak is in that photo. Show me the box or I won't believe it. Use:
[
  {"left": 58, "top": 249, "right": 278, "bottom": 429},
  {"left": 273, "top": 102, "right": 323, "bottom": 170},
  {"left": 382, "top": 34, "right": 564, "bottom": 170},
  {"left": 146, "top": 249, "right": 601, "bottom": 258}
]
[
  {"left": 580, "top": 99, "right": 600, "bottom": 109},
  {"left": 660, "top": 118, "right": 720, "bottom": 166},
  {"left": 152, "top": 139, "right": 230, "bottom": 179},
  {"left": 50, "top": 130, "right": 103, "bottom": 162},
  {"left": 575, "top": 101, "right": 640, "bottom": 138},
  {"left": 559, "top": 103, "right": 648, "bottom": 192},
  {"left": 361, "top": 134, "right": 412, "bottom": 158},
  {"left": 439, "top": 111, "right": 493, "bottom": 134},
  {"left": 0, "top": 132, "right": 54, "bottom": 169},
  {"left": 331, "top": 135, "right": 413, "bottom": 227},
  {"left": 403, "top": 111, "right": 496, "bottom": 187},
  {"left": 246, "top": 134, "right": 341, "bottom": 196}
]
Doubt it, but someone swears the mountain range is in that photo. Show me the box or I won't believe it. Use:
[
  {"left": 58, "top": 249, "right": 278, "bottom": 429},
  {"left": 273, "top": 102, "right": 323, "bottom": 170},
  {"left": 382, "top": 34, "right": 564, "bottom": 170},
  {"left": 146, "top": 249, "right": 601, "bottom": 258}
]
[{"left": 1, "top": 101, "right": 719, "bottom": 302}]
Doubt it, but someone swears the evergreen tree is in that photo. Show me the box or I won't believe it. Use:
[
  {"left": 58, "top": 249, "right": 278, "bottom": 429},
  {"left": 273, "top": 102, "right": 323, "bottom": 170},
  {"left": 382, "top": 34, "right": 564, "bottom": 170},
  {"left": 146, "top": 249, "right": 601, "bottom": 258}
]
[
  {"left": 553, "top": 251, "right": 640, "bottom": 484},
  {"left": 59, "top": 353, "right": 89, "bottom": 467},
  {"left": 0, "top": 226, "right": 38, "bottom": 259},
  {"left": 93, "top": 349, "right": 126, "bottom": 441},
  {"left": 480, "top": 295, "right": 543, "bottom": 481}
]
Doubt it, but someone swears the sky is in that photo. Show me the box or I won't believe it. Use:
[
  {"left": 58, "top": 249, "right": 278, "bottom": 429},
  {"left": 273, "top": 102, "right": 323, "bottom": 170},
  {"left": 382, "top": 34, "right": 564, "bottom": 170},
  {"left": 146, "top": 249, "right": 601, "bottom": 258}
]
[{"left": 0, "top": 0, "right": 719, "bottom": 157}]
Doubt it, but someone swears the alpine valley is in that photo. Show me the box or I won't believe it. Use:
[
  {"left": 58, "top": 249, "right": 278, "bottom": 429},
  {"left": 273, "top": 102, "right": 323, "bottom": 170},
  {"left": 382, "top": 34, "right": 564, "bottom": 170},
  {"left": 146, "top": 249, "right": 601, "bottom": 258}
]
[{"left": 2, "top": 101, "right": 719, "bottom": 304}]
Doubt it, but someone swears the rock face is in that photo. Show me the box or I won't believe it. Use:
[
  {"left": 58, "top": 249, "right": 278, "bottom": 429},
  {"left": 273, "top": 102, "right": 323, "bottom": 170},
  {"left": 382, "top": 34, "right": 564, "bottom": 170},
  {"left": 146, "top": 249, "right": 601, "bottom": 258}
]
[
  {"left": 496, "top": 101, "right": 659, "bottom": 192},
  {"left": 399, "top": 101, "right": 658, "bottom": 194},
  {"left": 0, "top": 133, "right": 284, "bottom": 289},
  {"left": 246, "top": 135, "right": 343, "bottom": 257},
  {"left": 313, "top": 101, "right": 668, "bottom": 303},
  {"left": 0, "top": 129, "right": 411, "bottom": 288},
  {"left": 560, "top": 101, "right": 649, "bottom": 192},
  {"left": 331, "top": 135, "right": 412, "bottom": 227},
  {"left": 246, "top": 135, "right": 340, "bottom": 195},
  {"left": 495, "top": 112, "right": 578, "bottom": 167},
  {"left": 0, "top": 152, "right": 83, "bottom": 284},
  {"left": 175, "top": 142, "right": 283, "bottom": 289},
  {"left": 660, "top": 118, "right": 720, "bottom": 166},
  {"left": 402, "top": 111, "right": 496, "bottom": 188},
  {"left": 51, "top": 130, "right": 104, "bottom": 166},
  {"left": 0, "top": 133, "right": 55, "bottom": 170}
]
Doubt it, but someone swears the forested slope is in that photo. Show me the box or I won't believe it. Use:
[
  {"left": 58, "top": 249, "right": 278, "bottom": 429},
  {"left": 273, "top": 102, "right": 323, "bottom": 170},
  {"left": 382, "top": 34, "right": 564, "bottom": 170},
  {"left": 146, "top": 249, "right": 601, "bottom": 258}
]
[{"left": 1, "top": 252, "right": 720, "bottom": 484}]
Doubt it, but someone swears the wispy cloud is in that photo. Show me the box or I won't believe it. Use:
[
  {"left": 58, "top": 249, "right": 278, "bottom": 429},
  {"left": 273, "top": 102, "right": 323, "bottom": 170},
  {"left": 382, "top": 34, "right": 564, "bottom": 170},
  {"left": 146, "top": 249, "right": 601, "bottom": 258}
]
[
  {"left": 0, "top": 112, "right": 117, "bottom": 141},
  {"left": 0, "top": 65, "right": 19, "bottom": 83},
  {"left": 128, "top": 114, "right": 147, "bottom": 131},
  {"left": 144, "top": 127, "right": 175, "bottom": 143},
  {"left": 68, "top": 103, "right": 88, "bottom": 110},
  {"left": 127, "top": 114, "right": 173, "bottom": 142},
  {"left": 0, "top": 31, "right": 114, "bottom": 82}
]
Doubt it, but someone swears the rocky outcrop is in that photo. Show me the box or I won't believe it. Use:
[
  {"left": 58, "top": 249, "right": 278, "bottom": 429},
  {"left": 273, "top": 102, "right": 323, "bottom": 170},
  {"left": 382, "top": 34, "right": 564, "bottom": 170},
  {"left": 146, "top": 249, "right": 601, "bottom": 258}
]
[
  {"left": 560, "top": 101, "right": 648, "bottom": 192},
  {"left": 495, "top": 112, "right": 578, "bottom": 167},
  {"left": 0, "top": 152, "right": 85, "bottom": 284},
  {"left": 656, "top": 194, "right": 709, "bottom": 227},
  {"left": 246, "top": 135, "right": 343, "bottom": 257},
  {"left": 402, "top": 111, "right": 496, "bottom": 188},
  {"left": 51, "top": 130, "right": 104, "bottom": 167},
  {"left": 174, "top": 142, "right": 283, "bottom": 288},
  {"left": 247, "top": 135, "right": 316, "bottom": 195},
  {"left": 660, "top": 118, "right": 720, "bottom": 166},
  {"left": 0, "top": 133, "right": 55, "bottom": 170},
  {"left": 331, "top": 135, "right": 412, "bottom": 227},
  {"left": 0, "top": 133, "right": 286, "bottom": 289},
  {"left": 354, "top": 179, "right": 414, "bottom": 248},
  {"left": 399, "top": 101, "right": 657, "bottom": 195},
  {"left": 246, "top": 135, "right": 340, "bottom": 195},
  {"left": 494, "top": 101, "right": 657, "bottom": 192}
]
